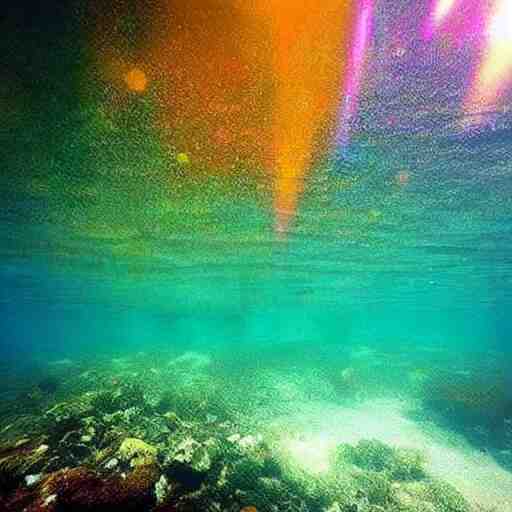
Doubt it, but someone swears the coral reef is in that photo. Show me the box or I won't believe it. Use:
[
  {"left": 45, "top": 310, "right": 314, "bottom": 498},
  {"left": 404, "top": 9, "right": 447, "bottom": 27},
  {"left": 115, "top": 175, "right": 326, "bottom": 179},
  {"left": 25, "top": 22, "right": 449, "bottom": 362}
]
[
  {"left": 0, "top": 351, "right": 497, "bottom": 512},
  {"left": 336, "top": 439, "right": 426, "bottom": 481},
  {"left": 118, "top": 438, "right": 158, "bottom": 468}
]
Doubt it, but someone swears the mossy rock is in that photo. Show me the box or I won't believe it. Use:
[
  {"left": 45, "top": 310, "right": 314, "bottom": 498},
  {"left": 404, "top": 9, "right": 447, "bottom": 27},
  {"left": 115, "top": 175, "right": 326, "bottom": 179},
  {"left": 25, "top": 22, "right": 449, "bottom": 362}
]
[
  {"left": 337, "top": 440, "right": 426, "bottom": 481},
  {"left": 118, "top": 438, "right": 158, "bottom": 468},
  {"left": 41, "top": 464, "right": 159, "bottom": 512},
  {"left": 0, "top": 443, "right": 49, "bottom": 495},
  {"left": 91, "top": 383, "right": 146, "bottom": 415},
  {"left": 420, "top": 480, "right": 471, "bottom": 512},
  {"left": 354, "top": 470, "right": 395, "bottom": 507}
]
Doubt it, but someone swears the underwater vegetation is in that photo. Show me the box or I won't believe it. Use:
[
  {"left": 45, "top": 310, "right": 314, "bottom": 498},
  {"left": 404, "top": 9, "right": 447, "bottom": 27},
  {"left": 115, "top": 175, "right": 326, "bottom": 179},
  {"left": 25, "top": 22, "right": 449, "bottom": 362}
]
[{"left": 0, "top": 347, "right": 509, "bottom": 512}]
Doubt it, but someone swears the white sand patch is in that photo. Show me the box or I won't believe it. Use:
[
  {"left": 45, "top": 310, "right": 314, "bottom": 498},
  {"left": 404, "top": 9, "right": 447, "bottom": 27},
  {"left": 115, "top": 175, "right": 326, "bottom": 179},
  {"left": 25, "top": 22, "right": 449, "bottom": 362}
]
[
  {"left": 268, "top": 399, "right": 512, "bottom": 510},
  {"left": 168, "top": 351, "right": 212, "bottom": 370}
]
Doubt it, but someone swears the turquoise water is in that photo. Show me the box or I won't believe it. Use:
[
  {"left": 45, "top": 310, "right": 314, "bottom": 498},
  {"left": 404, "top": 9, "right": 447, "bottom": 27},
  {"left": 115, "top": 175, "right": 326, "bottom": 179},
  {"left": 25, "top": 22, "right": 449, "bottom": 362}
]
[
  {"left": 2, "top": 132, "right": 511, "bottom": 357},
  {"left": 2, "top": 130, "right": 512, "bottom": 510}
]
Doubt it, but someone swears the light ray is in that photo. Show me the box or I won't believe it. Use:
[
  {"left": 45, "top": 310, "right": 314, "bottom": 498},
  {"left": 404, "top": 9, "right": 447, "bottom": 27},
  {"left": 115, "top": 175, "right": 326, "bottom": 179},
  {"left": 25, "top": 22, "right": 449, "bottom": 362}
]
[
  {"left": 337, "top": 0, "right": 374, "bottom": 151},
  {"left": 464, "top": 0, "right": 512, "bottom": 126}
]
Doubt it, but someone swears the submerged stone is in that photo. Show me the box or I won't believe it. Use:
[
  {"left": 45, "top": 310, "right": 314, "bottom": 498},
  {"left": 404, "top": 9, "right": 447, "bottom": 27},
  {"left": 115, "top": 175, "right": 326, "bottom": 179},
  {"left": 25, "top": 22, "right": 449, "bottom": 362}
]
[
  {"left": 24, "top": 473, "right": 42, "bottom": 486},
  {"left": 118, "top": 438, "right": 158, "bottom": 468}
]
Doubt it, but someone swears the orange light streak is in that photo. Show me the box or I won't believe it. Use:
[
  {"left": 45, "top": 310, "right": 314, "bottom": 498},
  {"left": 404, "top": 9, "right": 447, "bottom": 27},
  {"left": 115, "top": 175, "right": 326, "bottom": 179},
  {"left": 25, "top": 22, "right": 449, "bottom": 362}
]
[
  {"left": 260, "top": 1, "right": 356, "bottom": 233},
  {"left": 91, "top": 1, "right": 356, "bottom": 233}
]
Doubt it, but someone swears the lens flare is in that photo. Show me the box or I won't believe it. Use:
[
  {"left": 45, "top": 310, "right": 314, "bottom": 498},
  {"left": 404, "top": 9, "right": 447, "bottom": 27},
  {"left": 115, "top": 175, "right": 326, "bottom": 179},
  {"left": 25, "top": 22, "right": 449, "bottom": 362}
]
[
  {"left": 124, "top": 67, "right": 148, "bottom": 93},
  {"left": 464, "top": 0, "right": 512, "bottom": 125},
  {"left": 337, "top": 0, "right": 373, "bottom": 151},
  {"left": 424, "top": 0, "right": 458, "bottom": 40},
  {"left": 91, "top": 1, "right": 356, "bottom": 234},
  {"left": 434, "top": 0, "right": 457, "bottom": 25}
]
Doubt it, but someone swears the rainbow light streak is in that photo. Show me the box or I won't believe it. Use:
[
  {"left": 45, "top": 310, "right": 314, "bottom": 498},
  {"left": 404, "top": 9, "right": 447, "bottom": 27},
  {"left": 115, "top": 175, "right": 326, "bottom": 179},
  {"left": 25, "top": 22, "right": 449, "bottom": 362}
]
[
  {"left": 464, "top": 0, "right": 512, "bottom": 124},
  {"left": 336, "top": 0, "right": 373, "bottom": 151},
  {"left": 424, "top": 0, "right": 458, "bottom": 40}
]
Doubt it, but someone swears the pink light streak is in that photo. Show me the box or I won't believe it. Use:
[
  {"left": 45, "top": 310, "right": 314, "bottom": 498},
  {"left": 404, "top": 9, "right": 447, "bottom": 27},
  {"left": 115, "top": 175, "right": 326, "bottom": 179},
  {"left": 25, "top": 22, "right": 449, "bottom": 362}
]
[
  {"left": 423, "top": 0, "right": 458, "bottom": 40},
  {"left": 463, "top": 0, "right": 512, "bottom": 127},
  {"left": 337, "top": 0, "right": 373, "bottom": 150}
]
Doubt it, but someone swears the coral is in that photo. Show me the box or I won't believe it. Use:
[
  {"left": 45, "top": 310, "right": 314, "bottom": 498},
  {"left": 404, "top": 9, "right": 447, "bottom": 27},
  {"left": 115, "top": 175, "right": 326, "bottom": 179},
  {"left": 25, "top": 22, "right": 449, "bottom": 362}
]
[
  {"left": 45, "top": 393, "right": 97, "bottom": 446},
  {"left": 166, "top": 436, "right": 220, "bottom": 474},
  {"left": 155, "top": 474, "right": 174, "bottom": 504},
  {"left": 336, "top": 439, "right": 426, "bottom": 481},
  {"left": 354, "top": 471, "right": 395, "bottom": 507},
  {"left": 0, "top": 441, "right": 49, "bottom": 495},
  {"left": 420, "top": 480, "right": 471, "bottom": 512},
  {"left": 38, "top": 464, "right": 159, "bottom": 512},
  {"left": 91, "top": 391, "right": 120, "bottom": 414},
  {"left": 90, "top": 383, "right": 145, "bottom": 415},
  {"left": 164, "top": 411, "right": 183, "bottom": 430},
  {"left": 118, "top": 438, "right": 158, "bottom": 468},
  {"left": 46, "top": 394, "right": 95, "bottom": 423}
]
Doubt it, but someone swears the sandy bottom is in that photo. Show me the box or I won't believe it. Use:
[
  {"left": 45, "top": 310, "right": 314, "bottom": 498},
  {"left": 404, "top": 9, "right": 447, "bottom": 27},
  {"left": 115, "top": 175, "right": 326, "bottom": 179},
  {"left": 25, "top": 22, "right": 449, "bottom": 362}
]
[{"left": 266, "top": 398, "right": 512, "bottom": 510}]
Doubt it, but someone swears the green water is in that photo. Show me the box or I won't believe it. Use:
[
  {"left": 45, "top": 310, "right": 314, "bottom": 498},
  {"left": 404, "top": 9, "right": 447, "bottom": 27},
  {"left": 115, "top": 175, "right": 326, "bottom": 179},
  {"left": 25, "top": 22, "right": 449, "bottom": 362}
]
[{"left": 2, "top": 125, "right": 512, "bottom": 509}]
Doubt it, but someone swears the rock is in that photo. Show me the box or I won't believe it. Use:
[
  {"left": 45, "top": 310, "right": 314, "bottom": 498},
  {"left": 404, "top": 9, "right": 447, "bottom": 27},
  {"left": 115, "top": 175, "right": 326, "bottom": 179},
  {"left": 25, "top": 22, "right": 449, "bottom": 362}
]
[
  {"left": 0, "top": 442, "right": 49, "bottom": 493},
  {"left": 336, "top": 439, "right": 426, "bottom": 481},
  {"left": 104, "top": 458, "right": 119, "bottom": 470},
  {"left": 163, "top": 411, "right": 182, "bottom": 430},
  {"left": 172, "top": 437, "right": 212, "bottom": 472},
  {"left": 118, "top": 438, "right": 158, "bottom": 468},
  {"left": 38, "top": 464, "right": 159, "bottom": 511},
  {"left": 154, "top": 474, "right": 173, "bottom": 504},
  {"left": 24, "top": 474, "right": 42, "bottom": 487}
]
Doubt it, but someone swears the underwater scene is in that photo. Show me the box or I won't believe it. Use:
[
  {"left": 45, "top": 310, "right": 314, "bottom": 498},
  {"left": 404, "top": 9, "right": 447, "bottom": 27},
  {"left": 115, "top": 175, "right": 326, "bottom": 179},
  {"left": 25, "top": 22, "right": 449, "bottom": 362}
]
[{"left": 1, "top": 0, "right": 512, "bottom": 511}]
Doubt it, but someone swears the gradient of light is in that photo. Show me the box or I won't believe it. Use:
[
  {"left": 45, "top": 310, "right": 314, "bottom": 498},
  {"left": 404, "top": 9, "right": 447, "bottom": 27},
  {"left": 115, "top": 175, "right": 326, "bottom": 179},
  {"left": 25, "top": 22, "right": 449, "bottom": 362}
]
[
  {"left": 434, "top": 0, "right": 457, "bottom": 24},
  {"left": 336, "top": 0, "right": 373, "bottom": 151},
  {"left": 261, "top": 1, "right": 356, "bottom": 234},
  {"left": 423, "top": 0, "right": 458, "bottom": 40},
  {"left": 464, "top": 0, "right": 512, "bottom": 124},
  {"left": 92, "top": 0, "right": 356, "bottom": 234}
]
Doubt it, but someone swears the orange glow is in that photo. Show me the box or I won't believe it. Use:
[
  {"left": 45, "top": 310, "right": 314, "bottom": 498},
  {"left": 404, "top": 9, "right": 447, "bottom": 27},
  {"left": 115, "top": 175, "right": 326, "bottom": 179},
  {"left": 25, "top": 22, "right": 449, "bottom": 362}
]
[
  {"left": 124, "top": 68, "right": 148, "bottom": 92},
  {"left": 91, "top": 1, "right": 355, "bottom": 233},
  {"left": 258, "top": 1, "right": 356, "bottom": 233}
]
